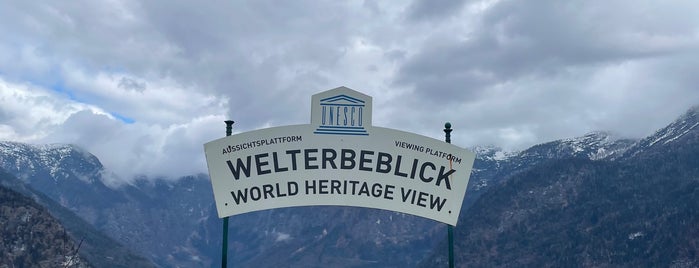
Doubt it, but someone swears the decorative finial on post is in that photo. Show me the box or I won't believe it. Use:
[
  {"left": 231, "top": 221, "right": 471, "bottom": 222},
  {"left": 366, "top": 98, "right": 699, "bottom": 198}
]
[
  {"left": 444, "top": 122, "right": 452, "bottom": 144},
  {"left": 225, "top": 120, "right": 235, "bottom": 137}
]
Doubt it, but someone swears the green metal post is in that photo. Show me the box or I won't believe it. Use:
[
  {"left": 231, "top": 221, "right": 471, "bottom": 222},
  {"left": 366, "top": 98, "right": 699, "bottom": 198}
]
[
  {"left": 448, "top": 225, "right": 454, "bottom": 268},
  {"left": 222, "top": 217, "right": 229, "bottom": 268},
  {"left": 222, "top": 120, "right": 234, "bottom": 268},
  {"left": 444, "top": 122, "right": 454, "bottom": 268}
]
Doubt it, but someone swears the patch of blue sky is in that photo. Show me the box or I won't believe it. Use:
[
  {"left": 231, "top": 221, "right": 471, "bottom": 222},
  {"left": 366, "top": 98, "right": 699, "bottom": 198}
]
[
  {"left": 49, "top": 82, "right": 135, "bottom": 124},
  {"left": 50, "top": 81, "right": 79, "bottom": 101},
  {"left": 111, "top": 112, "right": 135, "bottom": 124}
]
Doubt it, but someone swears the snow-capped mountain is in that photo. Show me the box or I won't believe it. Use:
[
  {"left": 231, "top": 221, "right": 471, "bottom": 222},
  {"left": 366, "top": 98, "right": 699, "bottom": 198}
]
[
  {"left": 457, "top": 132, "right": 637, "bottom": 219},
  {"left": 0, "top": 141, "right": 212, "bottom": 267},
  {"left": 1, "top": 136, "right": 629, "bottom": 267},
  {"left": 0, "top": 132, "right": 642, "bottom": 267},
  {"left": 421, "top": 107, "right": 699, "bottom": 267},
  {"left": 624, "top": 106, "right": 699, "bottom": 158},
  {"left": 515, "top": 131, "right": 635, "bottom": 166},
  {"left": 0, "top": 142, "right": 102, "bottom": 183},
  {"left": 467, "top": 145, "right": 517, "bottom": 191},
  {"left": 2, "top": 106, "right": 698, "bottom": 267},
  {"left": 0, "top": 142, "right": 124, "bottom": 211},
  {"left": 471, "top": 145, "right": 518, "bottom": 162},
  {"left": 473, "top": 132, "right": 635, "bottom": 187}
]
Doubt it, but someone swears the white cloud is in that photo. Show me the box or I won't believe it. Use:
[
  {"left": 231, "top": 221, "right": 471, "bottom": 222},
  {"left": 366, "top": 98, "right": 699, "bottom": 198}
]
[
  {"left": 46, "top": 112, "right": 226, "bottom": 180},
  {"left": 1, "top": 0, "right": 699, "bottom": 182},
  {"left": 0, "top": 78, "right": 108, "bottom": 140},
  {"left": 0, "top": 76, "right": 227, "bottom": 182},
  {"left": 60, "top": 67, "right": 229, "bottom": 125}
]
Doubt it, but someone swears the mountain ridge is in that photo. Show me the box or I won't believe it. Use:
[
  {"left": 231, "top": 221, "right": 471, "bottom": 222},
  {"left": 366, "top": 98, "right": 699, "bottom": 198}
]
[
  {"left": 1, "top": 106, "right": 698, "bottom": 267},
  {"left": 420, "top": 107, "right": 699, "bottom": 267},
  {"left": 623, "top": 106, "right": 699, "bottom": 159}
]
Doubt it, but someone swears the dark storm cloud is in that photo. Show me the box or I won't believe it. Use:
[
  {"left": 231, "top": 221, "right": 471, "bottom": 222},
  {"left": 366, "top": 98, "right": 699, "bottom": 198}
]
[
  {"left": 396, "top": 0, "right": 699, "bottom": 105},
  {"left": 117, "top": 77, "right": 146, "bottom": 92},
  {"left": 0, "top": 0, "right": 354, "bottom": 130},
  {"left": 406, "top": 0, "right": 468, "bottom": 22},
  {"left": 389, "top": 0, "right": 699, "bottom": 150},
  {"left": 131, "top": 0, "right": 357, "bottom": 130}
]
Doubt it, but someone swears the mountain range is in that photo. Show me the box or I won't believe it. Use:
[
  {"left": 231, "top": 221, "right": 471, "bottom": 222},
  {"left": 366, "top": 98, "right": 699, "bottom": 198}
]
[
  {"left": 1, "top": 106, "right": 697, "bottom": 267},
  {"left": 422, "top": 107, "right": 699, "bottom": 267}
]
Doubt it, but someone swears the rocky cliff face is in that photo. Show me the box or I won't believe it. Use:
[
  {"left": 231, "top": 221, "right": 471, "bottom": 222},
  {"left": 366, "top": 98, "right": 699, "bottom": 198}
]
[
  {"left": 0, "top": 172, "right": 89, "bottom": 268},
  {"left": 0, "top": 153, "right": 157, "bottom": 268}
]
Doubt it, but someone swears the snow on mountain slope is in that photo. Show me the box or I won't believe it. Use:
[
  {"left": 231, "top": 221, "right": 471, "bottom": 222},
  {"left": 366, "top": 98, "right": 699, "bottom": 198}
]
[
  {"left": 519, "top": 131, "right": 636, "bottom": 163},
  {"left": 6, "top": 110, "right": 689, "bottom": 267},
  {"left": 460, "top": 132, "right": 636, "bottom": 213},
  {"left": 0, "top": 141, "right": 102, "bottom": 183},
  {"left": 624, "top": 106, "right": 699, "bottom": 159},
  {"left": 0, "top": 141, "right": 213, "bottom": 267}
]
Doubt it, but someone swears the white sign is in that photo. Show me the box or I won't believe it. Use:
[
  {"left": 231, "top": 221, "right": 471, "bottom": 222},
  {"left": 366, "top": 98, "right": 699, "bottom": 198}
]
[{"left": 204, "top": 87, "right": 475, "bottom": 225}]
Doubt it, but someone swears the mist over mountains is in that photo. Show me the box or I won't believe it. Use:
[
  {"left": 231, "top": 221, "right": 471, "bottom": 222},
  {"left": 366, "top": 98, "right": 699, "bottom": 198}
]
[{"left": 1, "top": 107, "right": 698, "bottom": 267}]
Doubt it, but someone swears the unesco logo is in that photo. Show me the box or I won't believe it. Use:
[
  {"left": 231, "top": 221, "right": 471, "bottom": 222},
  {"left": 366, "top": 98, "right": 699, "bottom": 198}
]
[{"left": 313, "top": 94, "right": 369, "bottom": 136}]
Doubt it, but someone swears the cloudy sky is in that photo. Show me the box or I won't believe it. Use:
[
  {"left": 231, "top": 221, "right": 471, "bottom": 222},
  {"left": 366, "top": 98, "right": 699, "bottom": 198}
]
[{"left": 2, "top": 0, "right": 699, "bottom": 183}]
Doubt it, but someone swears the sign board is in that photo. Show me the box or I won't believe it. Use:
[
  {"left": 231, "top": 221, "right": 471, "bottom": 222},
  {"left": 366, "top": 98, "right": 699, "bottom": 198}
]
[{"left": 204, "top": 87, "right": 475, "bottom": 225}]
